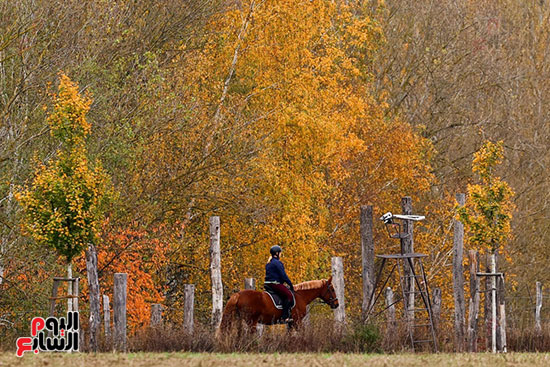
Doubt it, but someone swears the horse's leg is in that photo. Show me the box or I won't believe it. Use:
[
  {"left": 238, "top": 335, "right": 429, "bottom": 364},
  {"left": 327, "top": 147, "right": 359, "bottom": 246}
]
[{"left": 247, "top": 317, "right": 259, "bottom": 335}]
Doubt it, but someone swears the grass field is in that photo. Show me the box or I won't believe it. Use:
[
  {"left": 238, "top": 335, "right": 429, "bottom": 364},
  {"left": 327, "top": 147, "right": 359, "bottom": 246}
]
[{"left": 2, "top": 352, "right": 550, "bottom": 367}]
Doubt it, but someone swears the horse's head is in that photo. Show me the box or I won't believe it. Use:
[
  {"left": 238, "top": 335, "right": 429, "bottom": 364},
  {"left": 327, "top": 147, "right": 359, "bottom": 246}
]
[{"left": 320, "top": 276, "right": 339, "bottom": 309}]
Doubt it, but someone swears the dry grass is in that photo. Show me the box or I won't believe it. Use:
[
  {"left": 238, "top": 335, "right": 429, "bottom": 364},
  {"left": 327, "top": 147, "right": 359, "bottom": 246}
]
[
  {"left": 129, "top": 317, "right": 381, "bottom": 353},
  {"left": 2, "top": 352, "right": 550, "bottom": 367}
]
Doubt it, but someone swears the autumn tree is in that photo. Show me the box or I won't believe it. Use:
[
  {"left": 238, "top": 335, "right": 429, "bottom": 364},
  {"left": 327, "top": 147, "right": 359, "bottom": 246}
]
[
  {"left": 457, "top": 140, "right": 515, "bottom": 254},
  {"left": 371, "top": 0, "right": 550, "bottom": 293},
  {"left": 16, "top": 73, "right": 110, "bottom": 286},
  {"left": 150, "top": 0, "right": 433, "bottom": 320}
]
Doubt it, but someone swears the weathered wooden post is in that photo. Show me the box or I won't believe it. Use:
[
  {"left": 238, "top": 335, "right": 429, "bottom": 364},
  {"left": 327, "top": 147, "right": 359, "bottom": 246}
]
[
  {"left": 467, "top": 250, "right": 480, "bottom": 352},
  {"left": 332, "top": 256, "right": 345, "bottom": 324},
  {"left": 209, "top": 216, "right": 223, "bottom": 328},
  {"left": 497, "top": 276, "right": 507, "bottom": 352},
  {"left": 244, "top": 278, "right": 263, "bottom": 334},
  {"left": 401, "top": 197, "right": 414, "bottom": 322},
  {"left": 536, "top": 281, "right": 543, "bottom": 333},
  {"left": 67, "top": 264, "right": 73, "bottom": 312},
  {"left": 490, "top": 253, "right": 497, "bottom": 353},
  {"left": 114, "top": 273, "right": 127, "bottom": 352},
  {"left": 484, "top": 254, "right": 492, "bottom": 349},
  {"left": 385, "top": 287, "right": 396, "bottom": 333},
  {"left": 361, "top": 205, "right": 375, "bottom": 321},
  {"left": 432, "top": 288, "right": 442, "bottom": 332},
  {"left": 103, "top": 295, "right": 111, "bottom": 338},
  {"left": 453, "top": 193, "right": 466, "bottom": 351},
  {"left": 184, "top": 284, "right": 195, "bottom": 334},
  {"left": 73, "top": 278, "right": 79, "bottom": 312},
  {"left": 86, "top": 243, "right": 100, "bottom": 352},
  {"left": 150, "top": 304, "right": 163, "bottom": 327},
  {"left": 244, "top": 278, "right": 256, "bottom": 290}
]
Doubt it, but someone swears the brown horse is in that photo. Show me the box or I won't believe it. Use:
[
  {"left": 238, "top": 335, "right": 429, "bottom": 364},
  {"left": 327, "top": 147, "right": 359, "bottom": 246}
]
[{"left": 219, "top": 277, "right": 338, "bottom": 333}]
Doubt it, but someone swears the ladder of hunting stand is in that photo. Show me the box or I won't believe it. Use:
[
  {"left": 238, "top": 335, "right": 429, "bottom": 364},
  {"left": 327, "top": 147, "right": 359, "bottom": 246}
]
[{"left": 397, "top": 256, "right": 437, "bottom": 352}]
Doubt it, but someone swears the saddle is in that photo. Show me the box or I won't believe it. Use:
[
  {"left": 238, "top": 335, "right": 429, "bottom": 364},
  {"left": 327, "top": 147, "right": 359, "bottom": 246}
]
[{"left": 264, "top": 287, "right": 296, "bottom": 310}]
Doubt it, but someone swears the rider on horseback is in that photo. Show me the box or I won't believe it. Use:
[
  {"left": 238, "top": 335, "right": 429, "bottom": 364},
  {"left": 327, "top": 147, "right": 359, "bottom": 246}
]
[{"left": 264, "top": 245, "right": 294, "bottom": 323}]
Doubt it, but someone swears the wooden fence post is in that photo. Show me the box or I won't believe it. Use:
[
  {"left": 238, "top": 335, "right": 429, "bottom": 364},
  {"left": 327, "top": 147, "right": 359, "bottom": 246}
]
[
  {"left": 103, "top": 295, "right": 111, "bottom": 338},
  {"left": 332, "top": 256, "right": 345, "bottom": 324},
  {"left": 361, "top": 205, "right": 375, "bottom": 321},
  {"left": 536, "top": 281, "right": 543, "bottom": 333},
  {"left": 484, "top": 254, "right": 492, "bottom": 349},
  {"left": 114, "top": 273, "right": 127, "bottom": 352},
  {"left": 490, "top": 253, "right": 497, "bottom": 353},
  {"left": 385, "top": 287, "right": 396, "bottom": 333},
  {"left": 244, "top": 278, "right": 263, "bottom": 334},
  {"left": 73, "top": 278, "right": 79, "bottom": 312},
  {"left": 150, "top": 304, "right": 163, "bottom": 327},
  {"left": 467, "top": 250, "right": 480, "bottom": 352},
  {"left": 86, "top": 243, "right": 100, "bottom": 352},
  {"left": 209, "top": 216, "right": 223, "bottom": 328},
  {"left": 498, "top": 276, "right": 507, "bottom": 352},
  {"left": 244, "top": 278, "right": 256, "bottom": 290},
  {"left": 432, "top": 287, "right": 442, "bottom": 332},
  {"left": 401, "top": 197, "right": 415, "bottom": 323},
  {"left": 67, "top": 264, "right": 73, "bottom": 312},
  {"left": 72, "top": 278, "right": 80, "bottom": 351},
  {"left": 184, "top": 284, "right": 195, "bottom": 334},
  {"left": 453, "top": 193, "right": 466, "bottom": 351}
]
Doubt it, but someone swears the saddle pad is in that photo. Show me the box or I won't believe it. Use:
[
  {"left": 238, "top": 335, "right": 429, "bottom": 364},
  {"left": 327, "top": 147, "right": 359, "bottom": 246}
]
[{"left": 264, "top": 290, "right": 296, "bottom": 310}]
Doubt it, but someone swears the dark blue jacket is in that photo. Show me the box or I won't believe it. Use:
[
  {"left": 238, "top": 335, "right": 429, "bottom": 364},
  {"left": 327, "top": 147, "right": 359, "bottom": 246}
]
[{"left": 265, "top": 258, "right": 293, "bottom": 287}]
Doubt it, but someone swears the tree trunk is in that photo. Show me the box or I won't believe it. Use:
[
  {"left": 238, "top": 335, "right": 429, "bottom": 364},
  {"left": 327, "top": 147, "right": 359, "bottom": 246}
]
[
  {"left": 432, "top": 287, "right": 442, "bottom": 332},
  {"left": 536, "top": 281, "right": 543, "bottom": 333},
  {"left": 67, "top": 263, "right": 73, "bottom": 312},
  {"left": 385, "top": 287, "right": 396, "bottom": 333}
]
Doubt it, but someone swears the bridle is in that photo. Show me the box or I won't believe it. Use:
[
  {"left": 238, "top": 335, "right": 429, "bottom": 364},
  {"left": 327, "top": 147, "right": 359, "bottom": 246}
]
[{"left": 319, "top": 282, "right": 338, "bottom": 307}]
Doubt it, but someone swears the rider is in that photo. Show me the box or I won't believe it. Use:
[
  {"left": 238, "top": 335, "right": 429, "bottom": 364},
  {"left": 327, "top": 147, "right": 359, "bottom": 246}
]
[{"left": 264, "top": 245, "right": 294, "bottom": 323}]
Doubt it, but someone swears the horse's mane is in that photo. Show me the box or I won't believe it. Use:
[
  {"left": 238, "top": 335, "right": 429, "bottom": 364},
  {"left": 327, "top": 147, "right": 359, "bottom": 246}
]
[{"left": 294, "top": 279, "right": 326, "bottom": 291}]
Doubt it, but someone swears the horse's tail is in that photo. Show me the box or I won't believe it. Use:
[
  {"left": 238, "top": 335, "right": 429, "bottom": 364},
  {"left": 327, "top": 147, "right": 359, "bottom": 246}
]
[{"left": 218, "top": 292, "right": 240, "bottom": 335}]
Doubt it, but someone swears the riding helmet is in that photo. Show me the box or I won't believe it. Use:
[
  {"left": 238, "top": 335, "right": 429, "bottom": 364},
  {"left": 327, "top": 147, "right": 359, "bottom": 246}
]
[{"left": 270, "top": 245, "right": 282, "bottom": 255}]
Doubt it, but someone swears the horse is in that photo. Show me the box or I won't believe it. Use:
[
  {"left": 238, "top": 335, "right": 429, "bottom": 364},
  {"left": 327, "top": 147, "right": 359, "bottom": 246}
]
[{"left": 219, "top": 277, "right": 338, "bottom": 334}]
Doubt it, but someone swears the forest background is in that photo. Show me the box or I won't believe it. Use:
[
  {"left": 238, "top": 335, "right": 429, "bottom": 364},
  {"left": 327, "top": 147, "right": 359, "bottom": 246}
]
[{"left": 1, "top": 0, "right": 549, "bottom": 339}]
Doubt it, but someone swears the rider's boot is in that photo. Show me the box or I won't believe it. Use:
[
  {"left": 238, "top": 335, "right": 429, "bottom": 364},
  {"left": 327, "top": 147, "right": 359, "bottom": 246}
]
[{"left": 281, "top": 299, "right": 293, "bottom": 323}]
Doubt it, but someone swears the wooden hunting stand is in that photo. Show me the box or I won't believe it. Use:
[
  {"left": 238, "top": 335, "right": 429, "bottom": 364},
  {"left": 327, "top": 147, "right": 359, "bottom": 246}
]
[{"left": 365, "top": 206, "right": 438, "bottom": 352}]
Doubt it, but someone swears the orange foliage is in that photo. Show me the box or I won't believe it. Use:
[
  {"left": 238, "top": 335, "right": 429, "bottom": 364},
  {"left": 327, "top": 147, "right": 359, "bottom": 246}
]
[{"left": 76, "top": 222, "right": 169, "bottom": 332}]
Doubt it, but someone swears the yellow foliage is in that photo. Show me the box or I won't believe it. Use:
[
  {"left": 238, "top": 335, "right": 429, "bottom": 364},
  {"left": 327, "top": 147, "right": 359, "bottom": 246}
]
[
  {"left": 145, "top": 0, "right": 434, "bottom": 321},
  {"left": 458, "top": 140, "right": 515, "bottom": 253},
  {"left": 16, "top": 73, "right": 111, "bottom": 263}
]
